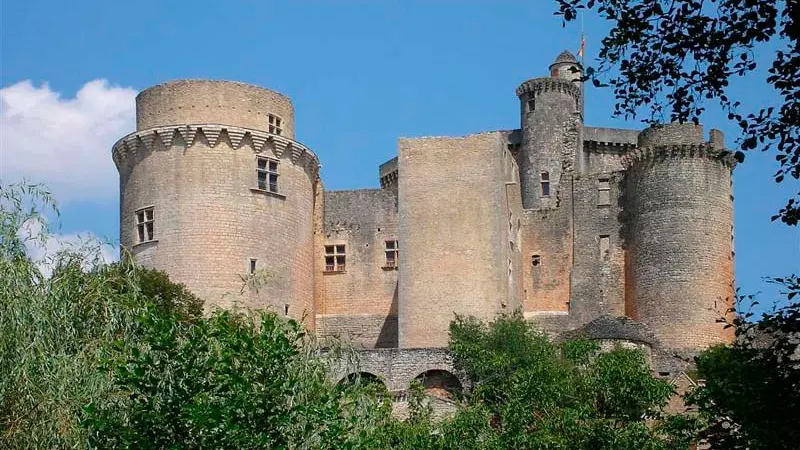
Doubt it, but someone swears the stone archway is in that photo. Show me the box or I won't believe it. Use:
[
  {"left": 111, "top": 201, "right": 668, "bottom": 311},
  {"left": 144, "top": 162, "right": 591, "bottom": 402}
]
[
  {"left": 337, "top": 371, "right": 387, "bottom": 391},
  {"left": 412, "top": 369, "right": 463, "bottom": 400}
]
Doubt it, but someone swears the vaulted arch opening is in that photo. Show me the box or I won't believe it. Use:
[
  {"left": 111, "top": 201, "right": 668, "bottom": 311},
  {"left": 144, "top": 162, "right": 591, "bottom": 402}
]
[
  {"left": 337, "top": 372, "right": 387, "bottom": 392},
  {"left": 413, "top": 369, "right": 462, "bottom": 400}
]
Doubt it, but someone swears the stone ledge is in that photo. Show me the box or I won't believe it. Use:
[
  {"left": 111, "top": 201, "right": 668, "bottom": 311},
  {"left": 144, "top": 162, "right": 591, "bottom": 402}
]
[{"left": 249, "top": 187, "right": 287, "bottom": 200}]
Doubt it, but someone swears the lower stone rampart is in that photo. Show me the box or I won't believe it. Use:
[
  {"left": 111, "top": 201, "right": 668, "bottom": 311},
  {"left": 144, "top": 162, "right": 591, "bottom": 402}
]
[{"left": 328, "top": 348, "right": 462, "bottom": 392}]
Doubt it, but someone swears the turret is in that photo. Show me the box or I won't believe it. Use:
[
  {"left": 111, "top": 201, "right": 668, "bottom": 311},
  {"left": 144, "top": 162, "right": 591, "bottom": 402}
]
[
  {"left": 113, "top": 80, "right": 319, "bottom": 322},
  {"left": 624, "top": 123, "right": 735, "bottom": 350},
  {"left": 516, "top": 51, "right": 583, "bottom": 209}
]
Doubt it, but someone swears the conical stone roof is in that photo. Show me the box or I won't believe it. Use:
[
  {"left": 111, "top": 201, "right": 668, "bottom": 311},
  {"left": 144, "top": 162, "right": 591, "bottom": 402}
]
[{"left": 553, "top": 50, "right": 578, "bottom": 65}]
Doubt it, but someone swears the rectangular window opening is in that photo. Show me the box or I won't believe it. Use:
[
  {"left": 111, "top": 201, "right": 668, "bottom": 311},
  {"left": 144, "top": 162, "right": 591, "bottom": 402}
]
[
  {"left": 527, "top": 99, "right": 535, "bottom": 113},
  {"left": 135, "top": 207, "right": 155, "bottom": 244},
  {"left": 324, "top": 244, "right": 346, "bottom": 272},
  {"left": 249, "top": 258, "right": 257, "bottom": 275},
  {"left": 532, "top": 254, "right": 541, "bottom": 267},
  {"left": 599, "top": 235, "right": 610, "bottom": 262},
  {"left": 384, "top": 239, "right": 399, "bottom": 268},
  {"left": 540, "top": 172, "right": 550, "bottom": 197},
  {"left": 598, "top": 178, "right": 611, "bottom": 206},
  {"left": 268, "top": 114, "right": 283, "bottom": 135},
  {"left": 256, "top": 156, "right": 279, "bottom": 193},
  {"left": 284, "top": 304, "right": 290, "bottom": 316}
]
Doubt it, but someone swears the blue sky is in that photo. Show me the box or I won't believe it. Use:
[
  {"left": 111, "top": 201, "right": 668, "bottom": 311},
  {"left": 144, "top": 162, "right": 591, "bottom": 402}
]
[{"left": 1, "top": 0, "right": 797, "bottom": 310}]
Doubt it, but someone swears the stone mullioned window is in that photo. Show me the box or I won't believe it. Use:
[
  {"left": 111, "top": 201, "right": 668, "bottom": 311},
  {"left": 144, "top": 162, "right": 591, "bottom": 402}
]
[
  {"left": 384, "top": 240, "right": 399, "bottom": 269},
  {"left": 268, "top": 114, "right": 282, "bottom": 136},
  {"left": 256, "top": 157, "right": 279, "bottom": 193},
  {"left": 135, "top": 206, "right": 155, "bottom": 244},
  {"left": 324, "top": 245, "right": 346, "bottom": 272}
]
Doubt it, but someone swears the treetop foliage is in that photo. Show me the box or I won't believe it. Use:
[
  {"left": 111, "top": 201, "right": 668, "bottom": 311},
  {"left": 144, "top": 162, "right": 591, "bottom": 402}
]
[{"left": 555, "top": 0, "right": 800, "bottom": 225}]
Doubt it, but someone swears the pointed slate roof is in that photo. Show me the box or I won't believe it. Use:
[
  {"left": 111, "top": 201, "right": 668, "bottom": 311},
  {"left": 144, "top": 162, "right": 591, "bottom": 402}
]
[{"left": 553, "top": 50, "right": 578, "bottom": 65}]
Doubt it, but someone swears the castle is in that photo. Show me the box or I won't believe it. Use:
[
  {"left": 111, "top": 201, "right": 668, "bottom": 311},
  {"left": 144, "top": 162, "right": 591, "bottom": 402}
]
[{"left": 112, "top": 51, "right": 736, "bottom": 391}]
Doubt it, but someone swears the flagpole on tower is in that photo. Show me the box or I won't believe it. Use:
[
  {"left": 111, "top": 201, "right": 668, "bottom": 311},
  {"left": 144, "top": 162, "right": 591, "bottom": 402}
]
[
  {"left": 577, "top": 9, "right": 586, "bottom": 117},
  {"left": 578, "top": 9, "right": 586, "bottom": 67}
]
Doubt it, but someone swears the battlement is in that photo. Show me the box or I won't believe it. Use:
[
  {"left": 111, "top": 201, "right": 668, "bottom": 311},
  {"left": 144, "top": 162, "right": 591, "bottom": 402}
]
[
  {"left": 622, "top": 143, "right": 736, "bottom": 169},
  {"left": 515, "top": 77, "right": 581, "bottom": 100},
  {"left": 112, "top": 123, "right": 320, "bottom": 175}
]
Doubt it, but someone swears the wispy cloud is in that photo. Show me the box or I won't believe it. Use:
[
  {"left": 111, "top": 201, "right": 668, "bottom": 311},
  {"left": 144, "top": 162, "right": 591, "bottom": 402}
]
[
  {"left": 20, "top": 218, "right": 118, "bottom": 278},
  {"left": 0, "top": 79, "right": 136, "bottom": 203}
]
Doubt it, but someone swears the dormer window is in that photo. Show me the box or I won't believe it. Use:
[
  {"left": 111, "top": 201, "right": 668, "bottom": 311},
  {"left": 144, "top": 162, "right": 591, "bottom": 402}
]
[
  {"left": 268, "top": 114, "right": 282, "bottom": 135},
  {"left": 540, "top": 172, "right": 550, "bottom": 197}
]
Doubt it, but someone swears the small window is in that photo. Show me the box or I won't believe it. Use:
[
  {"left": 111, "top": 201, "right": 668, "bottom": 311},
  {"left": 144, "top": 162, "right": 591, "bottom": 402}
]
[
  {"left": 527, "top": 99, "right": 535, "bottom": 113},
  {"left": 540, "top": 172, "right": 550, "bottom": 197},
  {"left": 324, "top": 244, "right": 346, "bottom": 272},
  {"left": 598, "top": 178, "right": 611, "bottom": 206},
  {"left": 599, "top": 235, "right": 610, "bottom": 262},
  {"left": 384, "top": 240, "right": 399, "bottom": 268},
  {"left": 532, "top": 254, "right": 541, "bottom": 267},
  {"left": 135, "top": 207, "right": 155, "bottom": 243},
  {"left": 249, "top": 258, "right": 257, "bottom": 275},
  {"left": 284, "top": 304, "right": 290, "bottom": 316},
  {"left": 268, "top": 114, "right": 283, "bottom": 135},
  {"left": 257, "top": 157, "right": 279, "bottom": 193}
]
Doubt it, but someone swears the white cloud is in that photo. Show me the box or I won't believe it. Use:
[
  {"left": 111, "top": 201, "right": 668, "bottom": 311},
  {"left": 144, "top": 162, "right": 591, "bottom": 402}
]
[
  {"left": 0, "top": 79, "right": 136, "bottom": 203},
  {"left": 20, "top": 218, "right": 118, "bottom": 278}
]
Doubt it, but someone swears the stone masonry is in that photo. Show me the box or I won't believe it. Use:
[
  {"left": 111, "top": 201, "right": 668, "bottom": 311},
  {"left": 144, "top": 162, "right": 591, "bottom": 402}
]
[{"left": 113, "top": 51, "right": 736, "bottom": 395}]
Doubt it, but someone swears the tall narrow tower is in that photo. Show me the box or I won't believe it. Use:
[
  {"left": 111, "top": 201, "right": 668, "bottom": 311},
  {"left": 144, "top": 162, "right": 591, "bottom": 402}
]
[
  {"left": 516, "top": 51, "right": 583, "bottom": 209},
  {"left": 113, "top": 80, "right": 319, "bottom": 321},
  {"left": 624, "top": 124, "right": 735, "bottom": 350}
]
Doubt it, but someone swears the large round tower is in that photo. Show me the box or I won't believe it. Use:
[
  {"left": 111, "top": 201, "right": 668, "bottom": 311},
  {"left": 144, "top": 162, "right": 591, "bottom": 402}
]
[
  {"left": 516, "top": 51, "right": 583, "bottom": 209},
  {"left": 624, "top": 123, "right": 735, "bottom": 350},
  {"left": 113, "top": 80, "right": 319, "bottom": 321}
]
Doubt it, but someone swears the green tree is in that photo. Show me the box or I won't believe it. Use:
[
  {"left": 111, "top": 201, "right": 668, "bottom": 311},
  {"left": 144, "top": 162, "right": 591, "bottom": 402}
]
[
  {"left": 82, "top": 308, "right": 392, "bottom": 449},
  {"left": 439, "top": 314, "right": 698, "bottom": 450},
  {"left": 554, "top": 0, "right": 799, "bottom": 225},
  {"left": 687, "top": 277, "right": 800, "bottom": 450},
  {"left": 0, "top": 182, "right": 154, "bottom": 449}
]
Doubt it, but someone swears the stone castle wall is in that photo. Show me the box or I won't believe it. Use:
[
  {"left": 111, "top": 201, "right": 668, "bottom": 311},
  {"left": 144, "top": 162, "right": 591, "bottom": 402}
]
[
  {"left": 136, "top": 79, "right": 295, "bottom": 138},
  {"left": 397, "top": 132, "right": 512, "bottom": 348},
  {"left": 315, "top": 188, "right": 399, "bottom": 348}
]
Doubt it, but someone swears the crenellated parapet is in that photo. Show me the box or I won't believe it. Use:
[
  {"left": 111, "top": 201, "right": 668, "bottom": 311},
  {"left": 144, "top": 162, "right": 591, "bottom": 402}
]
[
  {"left": 515, "top": 77, "right": 581, "bottom": 102},
  {"left": 622, "top": 143, "right": 736, "bottom": 169},
  {"left": 112, "top": 123, "right": 320, "bottom": 178},
  {"left": 584, "top": 140, "right": 636, "bottom": 155}
]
